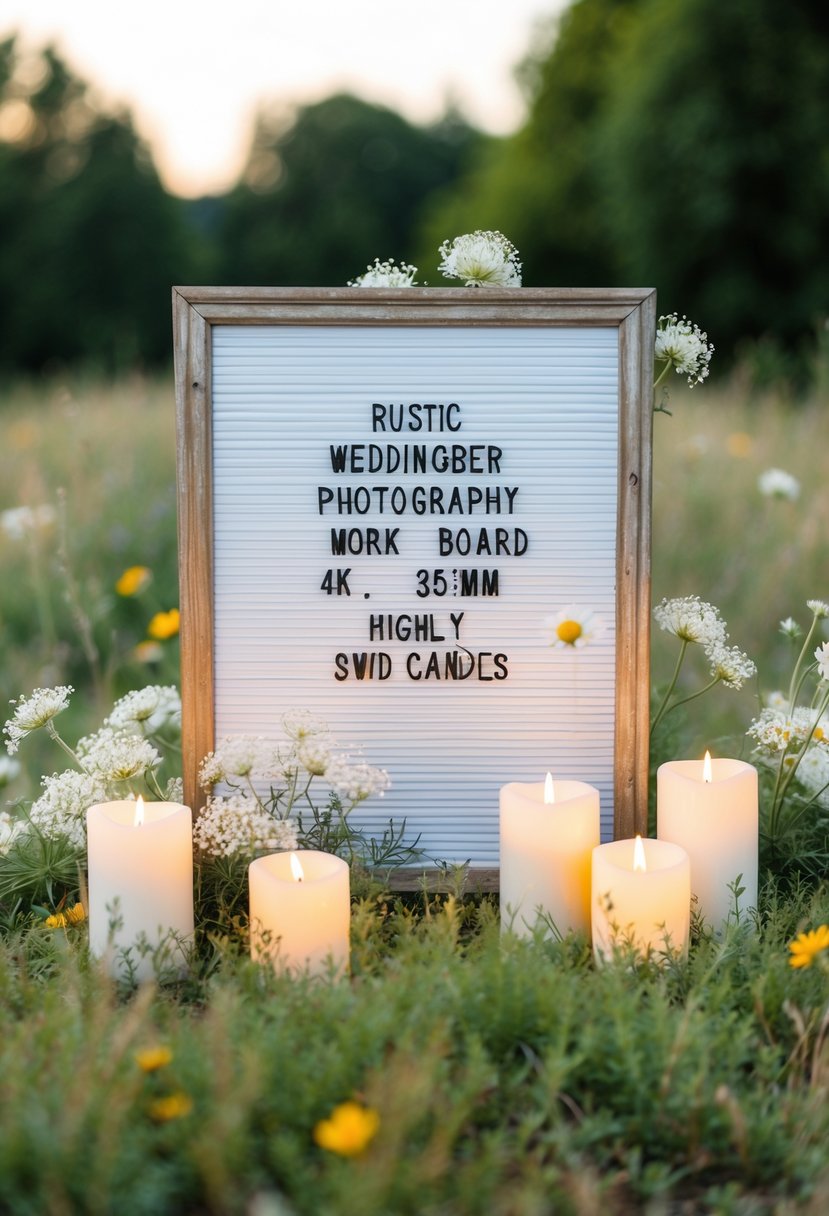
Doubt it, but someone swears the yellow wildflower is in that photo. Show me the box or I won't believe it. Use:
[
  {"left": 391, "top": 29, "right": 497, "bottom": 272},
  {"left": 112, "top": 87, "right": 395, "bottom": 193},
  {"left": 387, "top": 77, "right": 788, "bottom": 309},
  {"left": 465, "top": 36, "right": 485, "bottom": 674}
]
[
  {"left": 133, "top": 640, "right": 164, "bottom": 664},
  {"left": 788, "top": 924, "right": 829, "bottom": 969},
  {"left": 116, "top": 566, "right": 152, "bottom": 597},
  {"left": 148, "top": 609, "right": 180, "bottom": 640},
  {"left": 313, "top": 1101, "right": 379, "bottom": 1157},
  {"left": 136, "top": 1046, "right": 173, "bottom": 1073},
  {"left": 148, "top": 1092, "right": 193, "bottom": 1123},
  {"left": 44, "top": 902, "right": 86, "bottom": 929}
]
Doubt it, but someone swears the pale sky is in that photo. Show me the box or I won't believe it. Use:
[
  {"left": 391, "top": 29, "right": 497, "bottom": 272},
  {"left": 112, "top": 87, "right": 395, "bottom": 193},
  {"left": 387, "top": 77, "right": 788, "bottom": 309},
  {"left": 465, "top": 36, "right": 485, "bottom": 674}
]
[{"left": 1, "top": 1, "right": 564, "bottom": 197}]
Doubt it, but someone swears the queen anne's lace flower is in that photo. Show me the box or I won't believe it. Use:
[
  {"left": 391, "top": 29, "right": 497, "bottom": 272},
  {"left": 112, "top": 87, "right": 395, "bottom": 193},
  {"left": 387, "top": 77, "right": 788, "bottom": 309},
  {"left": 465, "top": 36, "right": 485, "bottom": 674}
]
[
  {"left": 282, "top": 711, "right": 330, "bottom": 742},
  {"left": 77, "top": 728, "right": 160, "bottom": 782},
  {"left": 707, "top": 644, "right": 756, "bottom": 690},
  {"left": 438, "top": 230, "right": 522, "bottom": 288},
  {"left": 106, "top": 685, "right": 181, "bottom": 735},
  {"left": 654, "top": 314, "right": 714, "bottom": 387},
  {"left": 194, "top": 794, "right": 298, "bottom": 859},
  {"left": 348, "top": 258, "right": 418, "bottom": 287},
  {"left": 325, "top": 755, "right": 391, "bottom": 803},
  {"left": 747, "top": 707, "right": 817, "bottom": 756},
  {"left": 200, "top": 736, "right": 284, "bottom": 787},
  {"left": 808, "top": 600, "right": 829, "bottom": 620},
  {"left": 653, "top": 597, "right": 727, "bottom": 650},
  {"left": 4, "top": 686, "right": 74, "bottom": 754},
  {"left": 297, "top": 737, "right": 331, "bottom": 776},
  {"left": 758, "top": 468, "right": 800, "bottom": 501},
  {"left": 29, "top": 770, "right": 108, "bottom": 848}
]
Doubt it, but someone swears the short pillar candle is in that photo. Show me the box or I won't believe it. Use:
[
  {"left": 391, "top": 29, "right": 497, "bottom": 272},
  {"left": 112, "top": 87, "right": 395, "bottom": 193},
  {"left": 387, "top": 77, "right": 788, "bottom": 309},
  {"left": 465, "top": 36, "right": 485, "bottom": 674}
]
[
  {"left": 86, "top": 799, "right": 194, "bottom": 981},
  {"left": 249, "top": 849, "right": 350, "bottom": 977},
  {"left": 657, "top": 756, "right": 758, "bottom": 930},
  {"left": 591, "top": 836, "right": 691, "bottom": 963},
  {"left": 500, "top": 776, "right": 600, "bottom": 938}
]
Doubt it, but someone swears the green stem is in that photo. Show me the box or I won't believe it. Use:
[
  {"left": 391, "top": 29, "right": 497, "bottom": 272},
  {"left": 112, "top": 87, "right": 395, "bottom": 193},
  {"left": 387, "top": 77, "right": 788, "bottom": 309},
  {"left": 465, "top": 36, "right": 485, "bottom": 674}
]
[
  {"left": 787, "top": 616, "right": 821, "bottom": 709},
  {"left": 775, "top": 687, "right": 829, "bottom": 812},
  {"left": 46, "top": 721, "right": 82, "bottom": 768},
  {"left": 146, "top": 768, "right": 166, "bottom": 800},
  {"left": 650, "top": 639, "right": 689, "bottom": 736},
  {"left": 661, "top": 675, "right": 723, "bottom": 719}
]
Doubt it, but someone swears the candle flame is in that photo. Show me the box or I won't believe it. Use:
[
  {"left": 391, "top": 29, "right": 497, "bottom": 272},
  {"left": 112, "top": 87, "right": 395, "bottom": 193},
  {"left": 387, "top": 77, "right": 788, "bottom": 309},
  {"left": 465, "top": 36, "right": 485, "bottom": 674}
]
[
  {"left": 703, "top": 750, "right": 713, "bottom": 783},
  {"left": 289, "top": 851, "right": 304, "bottom": 883},
  {"left": 134, "top": 796, "right": 145, "bottom": 828},
  {"left": 633, "top": 834, "right": 647, "bottom": 873},
  {"left": 544, "top": 772, "right": 555, "bottom": 805}
]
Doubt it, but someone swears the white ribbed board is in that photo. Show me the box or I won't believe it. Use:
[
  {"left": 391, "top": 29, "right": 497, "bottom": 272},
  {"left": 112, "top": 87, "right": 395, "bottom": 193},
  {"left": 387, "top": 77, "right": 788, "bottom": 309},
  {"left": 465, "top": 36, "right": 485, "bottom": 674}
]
[{"left": 212, "top": 324, "right": 619, "bottom": 865}]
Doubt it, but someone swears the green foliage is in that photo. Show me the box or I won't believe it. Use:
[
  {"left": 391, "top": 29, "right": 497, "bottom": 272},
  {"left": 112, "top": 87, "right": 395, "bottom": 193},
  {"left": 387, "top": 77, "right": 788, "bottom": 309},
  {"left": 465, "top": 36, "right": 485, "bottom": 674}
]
[
  {"left": 0, "top": 39, "right": 202, "bottom": 372},
  {"left": 0, "top": 885, "right": 826, "bottom": 1214},
  {"left": 213, "top": 94, "right": 484, "bottom": 288}
]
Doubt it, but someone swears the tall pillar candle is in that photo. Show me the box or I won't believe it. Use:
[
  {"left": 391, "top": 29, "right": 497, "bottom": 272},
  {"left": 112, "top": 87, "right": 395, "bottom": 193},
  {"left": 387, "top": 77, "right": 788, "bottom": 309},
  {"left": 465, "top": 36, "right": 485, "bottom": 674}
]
[
  {"left": 86, "top": 799, "right": 194, "bottom": 981},
  {"left": 500, "top": 776, "right": 600, "bottom": 937},
  {"left": 249, "top": 849, "right": 350, "bottom": 977},
  {"left": 591, "top": 836, "right": 691, "bottom": 963},
  {"left": 657, "top": 756, "right": 758, "bottom": 930}
]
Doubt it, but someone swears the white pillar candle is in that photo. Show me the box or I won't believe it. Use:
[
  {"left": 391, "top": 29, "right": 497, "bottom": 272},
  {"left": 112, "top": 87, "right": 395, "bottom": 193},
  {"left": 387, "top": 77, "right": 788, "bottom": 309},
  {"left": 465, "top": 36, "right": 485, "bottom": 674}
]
[
  {"left": 249, "top": 849, "right": 350, "bottom": 977},
  {"left": 591, "top": 836, "right": 691, "bottom": 963},
  {"left": 500, "top": 776, "right": 600, "bottom": 938},
  {"left": 657, "top": 755, "right": 758, "bottom": 931},
  {"left": 86, "top": 799, "right": 194, "bottom": 981}
]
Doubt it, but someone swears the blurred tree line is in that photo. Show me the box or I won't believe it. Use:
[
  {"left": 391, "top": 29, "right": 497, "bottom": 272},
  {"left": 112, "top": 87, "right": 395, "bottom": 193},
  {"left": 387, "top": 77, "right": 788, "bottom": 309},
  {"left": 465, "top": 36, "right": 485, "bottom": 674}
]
[{"left": 1, "top": 0, "right": 828, "bottom": 375}]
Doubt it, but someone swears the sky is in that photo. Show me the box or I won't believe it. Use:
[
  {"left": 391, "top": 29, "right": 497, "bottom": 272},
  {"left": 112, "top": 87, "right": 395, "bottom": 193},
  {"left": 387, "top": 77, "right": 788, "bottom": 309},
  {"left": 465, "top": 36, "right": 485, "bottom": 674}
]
[{"left": 1, "top": 0, "right": 563, "bottom": 197}]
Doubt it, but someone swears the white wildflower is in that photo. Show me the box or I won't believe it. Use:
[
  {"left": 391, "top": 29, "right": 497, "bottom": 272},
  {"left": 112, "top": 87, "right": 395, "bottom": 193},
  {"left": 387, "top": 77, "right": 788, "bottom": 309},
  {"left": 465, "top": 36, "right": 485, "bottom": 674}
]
[
  {"left": 29, "top": 769, "right": 108, "bottom": 848},
  {"left": 545, "top": 605, "right": 605, "bottom": 650},
  {"left": 0, "top": 754, "right": 21, "bottom": 790},
  {"left": 779, "top": 617, "right": 802, "bottom": 640},
  {"left": 758, "top": 468, "right": 800, "bottom": 501},
  {"left": 0, "top": 504, "right": 56, "bottom": 542},
  {"left": 0, "top": 810, "right": 25, "bottom": 853},
  {"left": 438, "top": 230, "right": 522, "bottom": 288},
  {"left": 807, "top": 599, "right": 829, "bottom": 619},
  {"left": 765, "top": 690, "right": 789, "bottom": 710},
  {"left": 194, "top": 794, "right": 298, "bottom": 859},
  {"left": 199, "top": 736, "right": 282, "bottom": 787},
  {"left": 653, "top": 597, "right": 727, "bottom": 650},
  {"left": 281, "top": 710, "right": 331, "bottom": 743},
  {"left": 4, "top": 686, "right": 74, "bottom": 754},
  {"left": 747, "top": 707, "right": 817, "bottom": 756},
  {"left": 348, "top": 257, "right": 418, "bottom": 287},
  {"left": 325, "top": 755, "right": 391, "bottom": 803},
  {"left": 296, "top": 737, "right": 331, "bottom": 777},
  {"left": 654, "top": 314, "right": 714, "bottom": 387},
  {"left": 707, "top": 643, "right": 756, "bottom": 690},
  {"left": 815, "top": 641, "right": 829, "bottom": 682},
  {"left": 795, "top": 745, "right": 829, "bottom": 808},
  {"left": 164, "top": 777, "right": 184, "bottom": 802},
  {"left": 77, "top": 727, "right": 160, "bottom": 783},
  {"left": 106, "top": 685, "right": 181, "bottom": 735}
]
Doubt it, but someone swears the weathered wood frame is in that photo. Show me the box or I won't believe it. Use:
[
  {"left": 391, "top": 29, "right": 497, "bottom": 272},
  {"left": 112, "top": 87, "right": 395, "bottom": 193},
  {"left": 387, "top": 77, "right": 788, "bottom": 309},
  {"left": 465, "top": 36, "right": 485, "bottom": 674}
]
[{"left": 172, "top": 286, "right": 655, "bottom": 883}]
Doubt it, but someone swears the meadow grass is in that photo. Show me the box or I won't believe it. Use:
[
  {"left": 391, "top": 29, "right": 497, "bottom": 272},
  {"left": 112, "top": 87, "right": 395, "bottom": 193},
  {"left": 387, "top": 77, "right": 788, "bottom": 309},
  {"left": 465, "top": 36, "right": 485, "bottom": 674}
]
[{"left": 1, "top": 368, "right": 828, "bottom": 1214}]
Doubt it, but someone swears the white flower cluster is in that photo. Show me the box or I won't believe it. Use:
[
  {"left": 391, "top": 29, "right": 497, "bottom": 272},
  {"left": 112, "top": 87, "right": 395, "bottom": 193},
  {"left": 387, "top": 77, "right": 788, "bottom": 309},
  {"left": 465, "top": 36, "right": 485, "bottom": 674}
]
[
  {"left": 747, "top": 707, "right": 821, "bottom": 756},
  {"left": 106, "top": 685, "right": 181, "bottom": 735},
  {"left": 325, "top": 754, "right": 391, "bottom": 802},
  {"left": 808, "top": 599, "right": 829, "bottom": 620},
  {"left": 653, "top": 597, "right": 727, "bottom": 649},
  {"left": 29, "top": 770, "right": 109, "bottom": 849},
  {"left": 438, "top": 230, "right": 522, "bottom": 288},
  {"left": 4, "top": 686, "right": 74, "bottom": 754},
  {"left": 200, "top": 736, "right": 285, "bottom": 787},
  {"left": 0, "top": 504, "right": 56, "bottom": 542},
  {"left": 795, "top": 745, "right": 829, "bottom": 809},
  {"left": 654, "top": 313, "right": 714, "bottom": 387},
  {"left": 194, "top": 794, "right": 298, "bottom": 859},
  {"left": 77, "top": 727, "right": 161, "bottom": 783},
  {"left": 707, "top": 643, "right": 757, "bottom": 690},
  {"left": 758, "top": 468, "right": 800, "bottom": 502},
  {"left": 348, "top": 257, "right": 419, "bottom": 288},
  {"left": 0, "top": 810, "right": 25, "bottom": 853}
]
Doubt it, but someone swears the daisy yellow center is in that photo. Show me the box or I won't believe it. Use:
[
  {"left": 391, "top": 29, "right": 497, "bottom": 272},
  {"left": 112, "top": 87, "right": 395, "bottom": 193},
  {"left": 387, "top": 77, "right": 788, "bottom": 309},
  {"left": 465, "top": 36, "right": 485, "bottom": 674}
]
[{"left": 557, "top": 620, "right": 582, "bottom": 645}]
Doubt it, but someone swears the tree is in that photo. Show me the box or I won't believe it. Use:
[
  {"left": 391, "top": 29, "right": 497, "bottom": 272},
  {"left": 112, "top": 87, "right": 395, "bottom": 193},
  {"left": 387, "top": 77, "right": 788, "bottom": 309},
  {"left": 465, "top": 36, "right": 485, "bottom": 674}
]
[
  {"left": 214, "top": 93, "right": 484, "bottom": 287},
  {"left": 0, "top": 38, "right": 201, "bottom": 371}
]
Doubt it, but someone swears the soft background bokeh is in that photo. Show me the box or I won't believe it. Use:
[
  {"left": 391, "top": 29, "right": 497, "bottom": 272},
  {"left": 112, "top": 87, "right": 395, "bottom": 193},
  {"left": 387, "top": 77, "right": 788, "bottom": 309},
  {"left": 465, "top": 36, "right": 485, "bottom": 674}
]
[{"left": 1, "top": 0, "right": 828, "bottom": 786}]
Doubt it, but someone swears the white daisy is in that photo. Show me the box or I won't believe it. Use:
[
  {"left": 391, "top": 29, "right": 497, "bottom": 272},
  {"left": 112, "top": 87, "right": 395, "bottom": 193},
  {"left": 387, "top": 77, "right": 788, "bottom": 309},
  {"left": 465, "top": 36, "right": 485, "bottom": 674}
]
[{"left": 546, "top": 605, "right": 605, "bottom": 650}]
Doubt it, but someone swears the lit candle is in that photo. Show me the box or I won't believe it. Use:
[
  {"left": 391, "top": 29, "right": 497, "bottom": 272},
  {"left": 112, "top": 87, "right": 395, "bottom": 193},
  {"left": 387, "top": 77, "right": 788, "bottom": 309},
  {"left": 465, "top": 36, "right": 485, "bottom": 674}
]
[
  {"left": 500, "top": 774, "right": 600, "bottom": 937},
  {"left": 591, "top": 835, "right": 691, "bottom": 962},
  {"left": 86, "top": 797, "right": 194, "bottom": 980},
  {"left": 657, "top": 752, "right": 758, "bottom": 930},
  {"left": 249, "top": 849, "right": 350, "bottom": 977}
]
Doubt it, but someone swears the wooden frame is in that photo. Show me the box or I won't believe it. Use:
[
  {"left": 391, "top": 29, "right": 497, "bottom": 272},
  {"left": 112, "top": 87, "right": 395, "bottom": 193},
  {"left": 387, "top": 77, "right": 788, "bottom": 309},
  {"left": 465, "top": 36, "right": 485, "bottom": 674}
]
[{"left": 173, "top": 287, "right": 655, "bottom": 885}]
